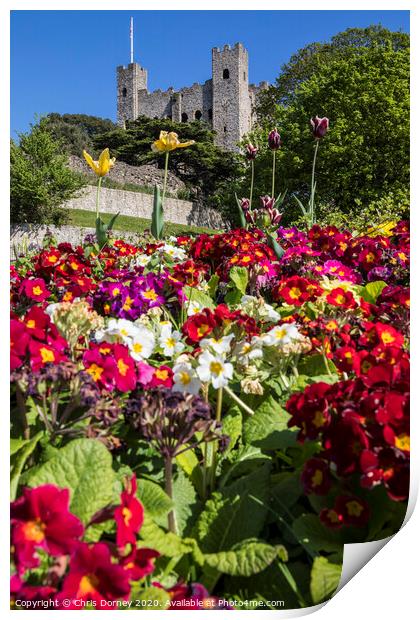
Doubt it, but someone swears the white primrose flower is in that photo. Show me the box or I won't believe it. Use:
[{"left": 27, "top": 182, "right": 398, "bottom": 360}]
[
  {"left": 197, "top": 351, "right": 234, "bottom": 389},
  {"left": 128, "top": 326, "right": 156, "bottom": 361},
  {"left": 186, "top": 300, "right": 204, "bottom": 316},
  {"left": 134, "top": 254, "right": 151, "bottom": 267},
  {"left": 233, "top": 337, "right": 264, "bottom": 364},
  {"left": 199, "top": 334, "right": 235, "bottom": 357},
  {"left": 172, "top": 361, "right": 201, "bottom": 395},
  {"left": 159, "top": 243, "right": 187, "bottom": 261},
  {"left": 95, "top": 318, "right": 139, "bottom": 346},
  {"left": 262, "top": 323, "right": 300, "bottom": 347},
  {"left": 158, "top": 324, "right": 185, "bottom": 357},
  {"left": 241, "top": 295, "right": 280, "bottom": 323}
]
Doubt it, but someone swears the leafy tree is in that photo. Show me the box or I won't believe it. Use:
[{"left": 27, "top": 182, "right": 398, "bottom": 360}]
[
  {"left": 44, "top": 113, "right": 117, "bottom": 156},
  {"left": 93, "top": 116, "right": 242, "bottom": 216},
  {"left": 241, "top": 26, "right": 409, "bottom": 222},
  {"left": 11, "top": 119, "right": 87, "bottom": 225}
]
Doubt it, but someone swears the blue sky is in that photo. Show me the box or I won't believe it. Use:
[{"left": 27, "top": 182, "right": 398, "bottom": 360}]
[{"left": 10, "top": 10, "right": 409, "bottom": 138}]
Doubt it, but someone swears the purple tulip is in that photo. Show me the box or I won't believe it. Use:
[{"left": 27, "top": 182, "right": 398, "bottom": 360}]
[
  {"left": 240, "top": 198, "right": 250, "bottom": 212},
  {"left": 260, "top": 195, "right": 276, "bottom": 210},
  {"left": 245, "top": 143, "right": 258, "bottom": 160},
  {"left": 310, "top": 116, "right": 329, "bottom": 139},
  {"left": 268, "top": 128, "right": 281, "bottom": 150}
]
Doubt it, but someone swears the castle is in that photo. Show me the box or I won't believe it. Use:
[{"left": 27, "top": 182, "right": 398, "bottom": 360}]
[{"left": 116, "top": 43, "right": 268, "bottom": 151}]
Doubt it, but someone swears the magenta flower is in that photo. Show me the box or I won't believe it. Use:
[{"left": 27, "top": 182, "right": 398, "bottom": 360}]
[
  {"left": 268, "top": 128, "right": 281, "bottom": 150},
  {"left": 310, "top": 116, "right": 329, "bottom": 139}
]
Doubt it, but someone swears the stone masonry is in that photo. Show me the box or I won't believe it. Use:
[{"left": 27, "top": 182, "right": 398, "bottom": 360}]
[{"left": 117, "top": 43, "right": 268, "bottom": 152}]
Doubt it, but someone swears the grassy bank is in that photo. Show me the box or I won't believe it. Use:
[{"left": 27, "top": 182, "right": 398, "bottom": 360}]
[{"left": 65, "top": 208, "right": 219, "bottom": 236}]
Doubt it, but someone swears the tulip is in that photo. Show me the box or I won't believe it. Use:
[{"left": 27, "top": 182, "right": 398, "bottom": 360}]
[
  {"left": 245, "top": 143, "right": 258, "bottom": 160},
  {"left": 260, "top": 195, "right": 276, "bottom": 210},
  {"left": 151, "top": 131, "right": 195, "bottom": 153},
  {"left": 310, "top": 116, "right": 329, "bottom": 139},
  {"left": 268, "top": 128, "right": 281, "bottom": 150},
  {"left": 82, "top": 148, "right": 115, "bottom": 177}
]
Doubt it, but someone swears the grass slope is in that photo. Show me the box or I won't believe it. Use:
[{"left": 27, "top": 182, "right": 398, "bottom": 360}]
[{"left": 66, "top": 208, "right": 218, "bottom": 237}]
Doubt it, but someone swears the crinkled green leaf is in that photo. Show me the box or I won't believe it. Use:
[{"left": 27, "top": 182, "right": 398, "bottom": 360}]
[
  {"left": 229, "top": 266, "right": 249, "bottom": 295},
  {"left": 130, "top": 585, "right": 170, "bottom": 609},
  {"left": 10, "top": 432, "right": 44, "bottom": 501},
  {"left": 293, "top": 514, "right": 343, "bottom": 553},
  {"left": 26, "top": 438, "right": 117, "bottom": 527},
  {"left": 137, "top": 479, "right": 173, "bottom": 518},
  {"left": 183, "top": 286, "right": 215, "bottom": 310},
  {"left": 310, "top": 556, "right": 342, "bottom": 604},
  {"left": 204, "top": 540, "right": 286, "bottom": 576},
  {"left": 243, "top": 396, "right": 295, "bottom": 449}
]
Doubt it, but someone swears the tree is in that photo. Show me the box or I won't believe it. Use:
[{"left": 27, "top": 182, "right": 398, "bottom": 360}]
[
  {"left": 92, "top": 116, "right": 242, "bottom": 215},
  {"left": 44, "top": 113, "right": 117, "bottom": 156},
  {"left": 11, "top": 119, "right": 87, "bottom": 225},
  {"left": 241, "top": 26, "right": 409, "bottom": 221}
]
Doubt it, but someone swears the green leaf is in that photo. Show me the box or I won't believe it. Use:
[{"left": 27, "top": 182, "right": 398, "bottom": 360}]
[
  {"left": 266, "top": 233, "right": 285, "bottom": 260},
  {"left": 292, "top": 514, "right": 343, "bottom": 553},
  {"left": 26, "top": 438, "right": 117, "bottom": 527},
  {"left": 95, "top": 216, "right": 108, "bottom": 249},
  {"left": 151, "top": 184, "right": 164, "bottom": 240},
  {"left": 106, "top": 211, "right": 120, "bottom": 231},
  {"left": 297, "top": 354, "right": 337, "bottom": 377},
  {"left": 130, "top": 585, "right": 170, "bottom": 609},
  {"left": 235, "top": 193, "right": 247, "bottom": 228},
  {"left": 207, "top": 274, "right": 220, "bottom": 299},
  {"left": 229, "top": 266, "right": 249, "bottom": 295},
  {"left": 222, "top": 406, "right": 243, "bottom": 453},
  {"left": 203, "top": 540, "right": 285, "bottom": 577},
  {"left": 137, "top": 479, "right": 173, "bottom": 519},
  {"left": 243, "top": 396, "right": 296, "bottom": 450},
  {"left": 359, "top": 280, "right": 387, "bottom": 304},
  {"left": 10, "top": 432, "right": 44, "bottom": 501},
  {"left": 175, "top": 450, "right": 203, "bottom": 497},
  {"left": 195, "top": 463, "right": 271, "bottom": 554},
  {"left": 310, "top": 557, "right": 342, "bottom": 604},
  {"left": 172, "top": 470, "right": 199, "bottom": 536},
  {"left": 183, "top": 285, "right": 215, "bottom": 310},
  {"left": 139, "top": 512, "right": 192, "bottom": 557}
]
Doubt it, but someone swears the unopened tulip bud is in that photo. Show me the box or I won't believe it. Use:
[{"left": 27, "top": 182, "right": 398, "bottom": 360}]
[
  {"left": 268, "top": 128, "right": 281, "bottom": 150},
  {"left": 240, "top": 198, "right": 250, "bottom": 212},
  {"left": 245, "top": 143, "right": 258, "bottom": 160},
  {"left": 260, "top": 196, "right": 276, "bottom": 210},
  {"left": 310, "top": 116, "right": 329, "bottom": 139}
]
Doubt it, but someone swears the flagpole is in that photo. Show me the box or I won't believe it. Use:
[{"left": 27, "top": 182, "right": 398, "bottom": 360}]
[{"left": 130, "top": 17, "right": 134, "bottom": 64}]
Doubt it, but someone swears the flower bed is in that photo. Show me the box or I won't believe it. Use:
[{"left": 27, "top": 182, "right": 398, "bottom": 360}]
[{"left": 10, "top": 219, "right": 409, "bottom": 609}]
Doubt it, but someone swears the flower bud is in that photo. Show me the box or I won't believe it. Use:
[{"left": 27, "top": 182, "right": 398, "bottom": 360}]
[
  {"left": 310, "top": 116, "right": 329, "bottom": 139},
  {"left": 240, "top": 198, "right": 250, "bottom": 212},
  {"left": 245, "top": 143, "right": 258, "bottom": 160},
  {"left": 268, "top": 128, "right": 281, "bottom": 150},
  {"left": 260, "top": 196, "right": 276, "bottom": 210}
]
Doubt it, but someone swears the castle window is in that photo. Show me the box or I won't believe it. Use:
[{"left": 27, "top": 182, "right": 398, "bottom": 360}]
[
  {"left": 122, "top": 87, "right": 127, "bottom": 98},
  {"left": 224, "top": 126, "right": 227, "bottom": 133},
  {"left": 208, "top": 108, "right": 213, "bottom": 121},
  {"left": 223, "top": 69, "right": 230, "bottom": 79},
  {"left": 181, "top": 112, "right": 188, "bottom": 122},
  {"left": 194, "top": 110, "right": 202, "bottom": 121},
  {"left": 243, "top": 71, "right": 246, "bottom": 81}
]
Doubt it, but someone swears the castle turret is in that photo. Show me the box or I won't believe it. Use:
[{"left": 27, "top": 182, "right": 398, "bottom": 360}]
[
  {"left": 211, "top": 43, "right": 252, "bottom": 151},
  {"left": 116, "top": 63, "right": 148, "bottom": 126}
]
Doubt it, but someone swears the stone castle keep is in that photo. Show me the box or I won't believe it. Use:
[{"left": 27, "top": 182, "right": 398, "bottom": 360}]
[{"left": 117, "top": 43, "right": 268, "bottom": 151}]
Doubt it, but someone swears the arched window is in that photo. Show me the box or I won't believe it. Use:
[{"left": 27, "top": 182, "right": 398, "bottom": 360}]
[
  {"left": 208, "top": 108, "right": 213, "bottom": 121},
  {"left": 122, "top": 87, "right": 127, "bottom": 98},
  {"left": 194, "top": 110, "right": 202, "bottom": 120},
  {"left": 223, "top": 69, "right": 230, "bottom": 79},
  {"left": 243, "top": 71, "right": 246, "bottom": 81},
  {"left": 181, "top": 112, "right": 188, "bottom": 122},
  {"left": 224, "top": 126, "right": 227, "bottom": 133}
]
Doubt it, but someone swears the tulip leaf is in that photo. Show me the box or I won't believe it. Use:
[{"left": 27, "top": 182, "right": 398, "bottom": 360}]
[
  {"left": 235, "top": 193, "right": 247, "bottom": 228},
  {"left": 151, "top": 184, "right": 164, "bottom": 240},
  {"left": 310, "top": 556, "right": 342, "bottom": 604},
  {"left": 266, "top": 232, "right": 285, "bottom": 259},
  {"left": 106, "top": 211, "right": 120, "bottom": 232},
  {"left": 274, "top": 188, "right": 288, "bottom": 209},
  {"left": 292, "top": 194, "right": 309, "bottom": 216},
  {"left": 95, "top": 216, "right": 108, "bottom": 249}
]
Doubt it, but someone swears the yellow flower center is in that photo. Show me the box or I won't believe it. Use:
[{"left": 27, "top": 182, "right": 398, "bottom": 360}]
[
  {"left": 335, "top": 294, "right": 346, "bottom": 304},
  {"left": 197, "top": 325, "right": 209, "bottom": 337},
  {"left": 32, "top": 286, "right": 43, "bottom": 296},
  {"left": 86, "top": 364, "right": 104, "bottom": 381},
  {"left": 165, "top": 338, "right": 176, "bottom": 348},
  {"left": 346, "top": 501, "right": 363, "bottom": 517},
  {"left": 179, "top": 372, "right": 191, "bottom": 385},
  {"left": 26, "top": 320, "right": 36, "bottom": 329},
  {"left": 22, "top": 518, "right": 46, "bottom": 543},
  {"left": 395, "top": 433, "right": 410, "bottom": 451},
  {"left": 156, "top": 369, "right": 169, "bottom": 380},
  {"left": 210, "top": 361, "right": 223, "bottom": 376},
  {"left": 275, "top": 328, "right": 288, "bottom": 339},
  {"left": 143, "top": 289, "right": 158, "bottom": 301},
  {"left": 123, "top": 297, "right": 134, "bottom": 310},
  {"left": 122, "top": 506, "right": 132, "bottom": 526},
  {"left": 78, "top": 573, "right": 100, "bottom": 597},
  {"left": 117, "top": 358, "right": 129, "bottom": 376},
  {"left": 132, "top": 343, "right": 143, "bottom": 354},
  {"left": 380, "top": 331, "right": 396, "bottom": 345},
  {"left": 289, "top": 287, "right": 302, "bottom": 300},
  {"left": 40, "top": 348, "right": 55, "bottom": 363},
  {"left": 313, "top": 410, "right": 325, "bottom": 428},
  {"left": 311, "top": 470, "right": 323, "bottom": 487}
]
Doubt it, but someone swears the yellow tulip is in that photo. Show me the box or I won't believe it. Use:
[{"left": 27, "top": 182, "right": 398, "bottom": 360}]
[
  {"left": 151, "top": 131, "right": 195, "bottom": 153},
  {"left": 83, "top": 148, "right": 116, "bottom": 177},
  {"left": 365, "top": 221, "right": 397, "bottom": 238}
]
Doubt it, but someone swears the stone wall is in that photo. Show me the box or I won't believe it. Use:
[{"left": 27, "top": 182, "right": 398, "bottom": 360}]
[
  {"left": 69, "top": 156, "right": 186, "bottom": 195},
  {"left": 63, "top": 186, "right": 226, "bottom": 229}
]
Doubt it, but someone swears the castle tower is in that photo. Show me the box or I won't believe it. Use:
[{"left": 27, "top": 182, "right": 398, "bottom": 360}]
[
  {"left": 117, "top": 63, "right": 148, "bottom": 126},
  {"left": 211, "top": 43, "right": 252, "bottom": 151}
]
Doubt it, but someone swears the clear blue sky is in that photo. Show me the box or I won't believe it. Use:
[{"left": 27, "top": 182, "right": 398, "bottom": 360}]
[{"left": 10, "top": 10, "right": 409, "bottom": 138}]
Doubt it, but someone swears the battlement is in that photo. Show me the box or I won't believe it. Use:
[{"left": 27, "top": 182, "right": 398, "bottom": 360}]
[{"left": 116, "top": 42, "right": 268, "bottom": 151}]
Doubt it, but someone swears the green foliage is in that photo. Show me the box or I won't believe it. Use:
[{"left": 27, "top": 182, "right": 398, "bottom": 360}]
[
  {"left": 44, "top": 113, "right": 117, "bottom": 156},
  {"left": 243, "top": 396, "right": 296, "bottom": 450},
  {"left": 11, "top": 118, "right": 87, "bottom": 225},
  {"left": 310, "top": 557, "right": 342, "bottom": 604},
  {"left": 151, "top": 185, "right": 164, "bottom": 240},
  {"left": 203, "top": 540, "right": 285, "bottom": 577},
  {"left": 26, "top": 438, "right": 118, "bottom": 527},
  {"left": 93, "top": 116, "right": 242, "bottom": 218},
  {"left": 241, "top": 26, "right": 409, "bottom": 221},
  {"left": 10, "top": 432, "right": 44, "bottom": 501}
]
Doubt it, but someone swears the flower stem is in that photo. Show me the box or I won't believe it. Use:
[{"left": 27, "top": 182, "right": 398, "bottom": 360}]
[
  {"left": 95, "top": 177, "right": 102, "bottom": 220},
  {"left": 215, "top": 386, "right": 223, "bottom": 423},
  {"left": 249, "top": 160, "right": 255, "bottom": 209},
  {"left": 224, "top": 385, "right": 255, "bottom": 416},
  {"left": 162, "top": 151, "right": 170, "bottom": 207},
  {"left": 164, "top": 456, "right": 177, "bottom": 534},
  {"left": 310, "top": 140, "right": 319, "bottom": 226},
  {"left": 209, "top": 387, "right": 224, "bottom": 492},
  {"left": 271, "top": 150, "right": 276, "bottom": 198}
]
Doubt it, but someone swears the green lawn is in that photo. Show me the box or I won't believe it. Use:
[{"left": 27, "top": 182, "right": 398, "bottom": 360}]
[{"left": 65, "top": 208, "right": 219, "bottom": 237}]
